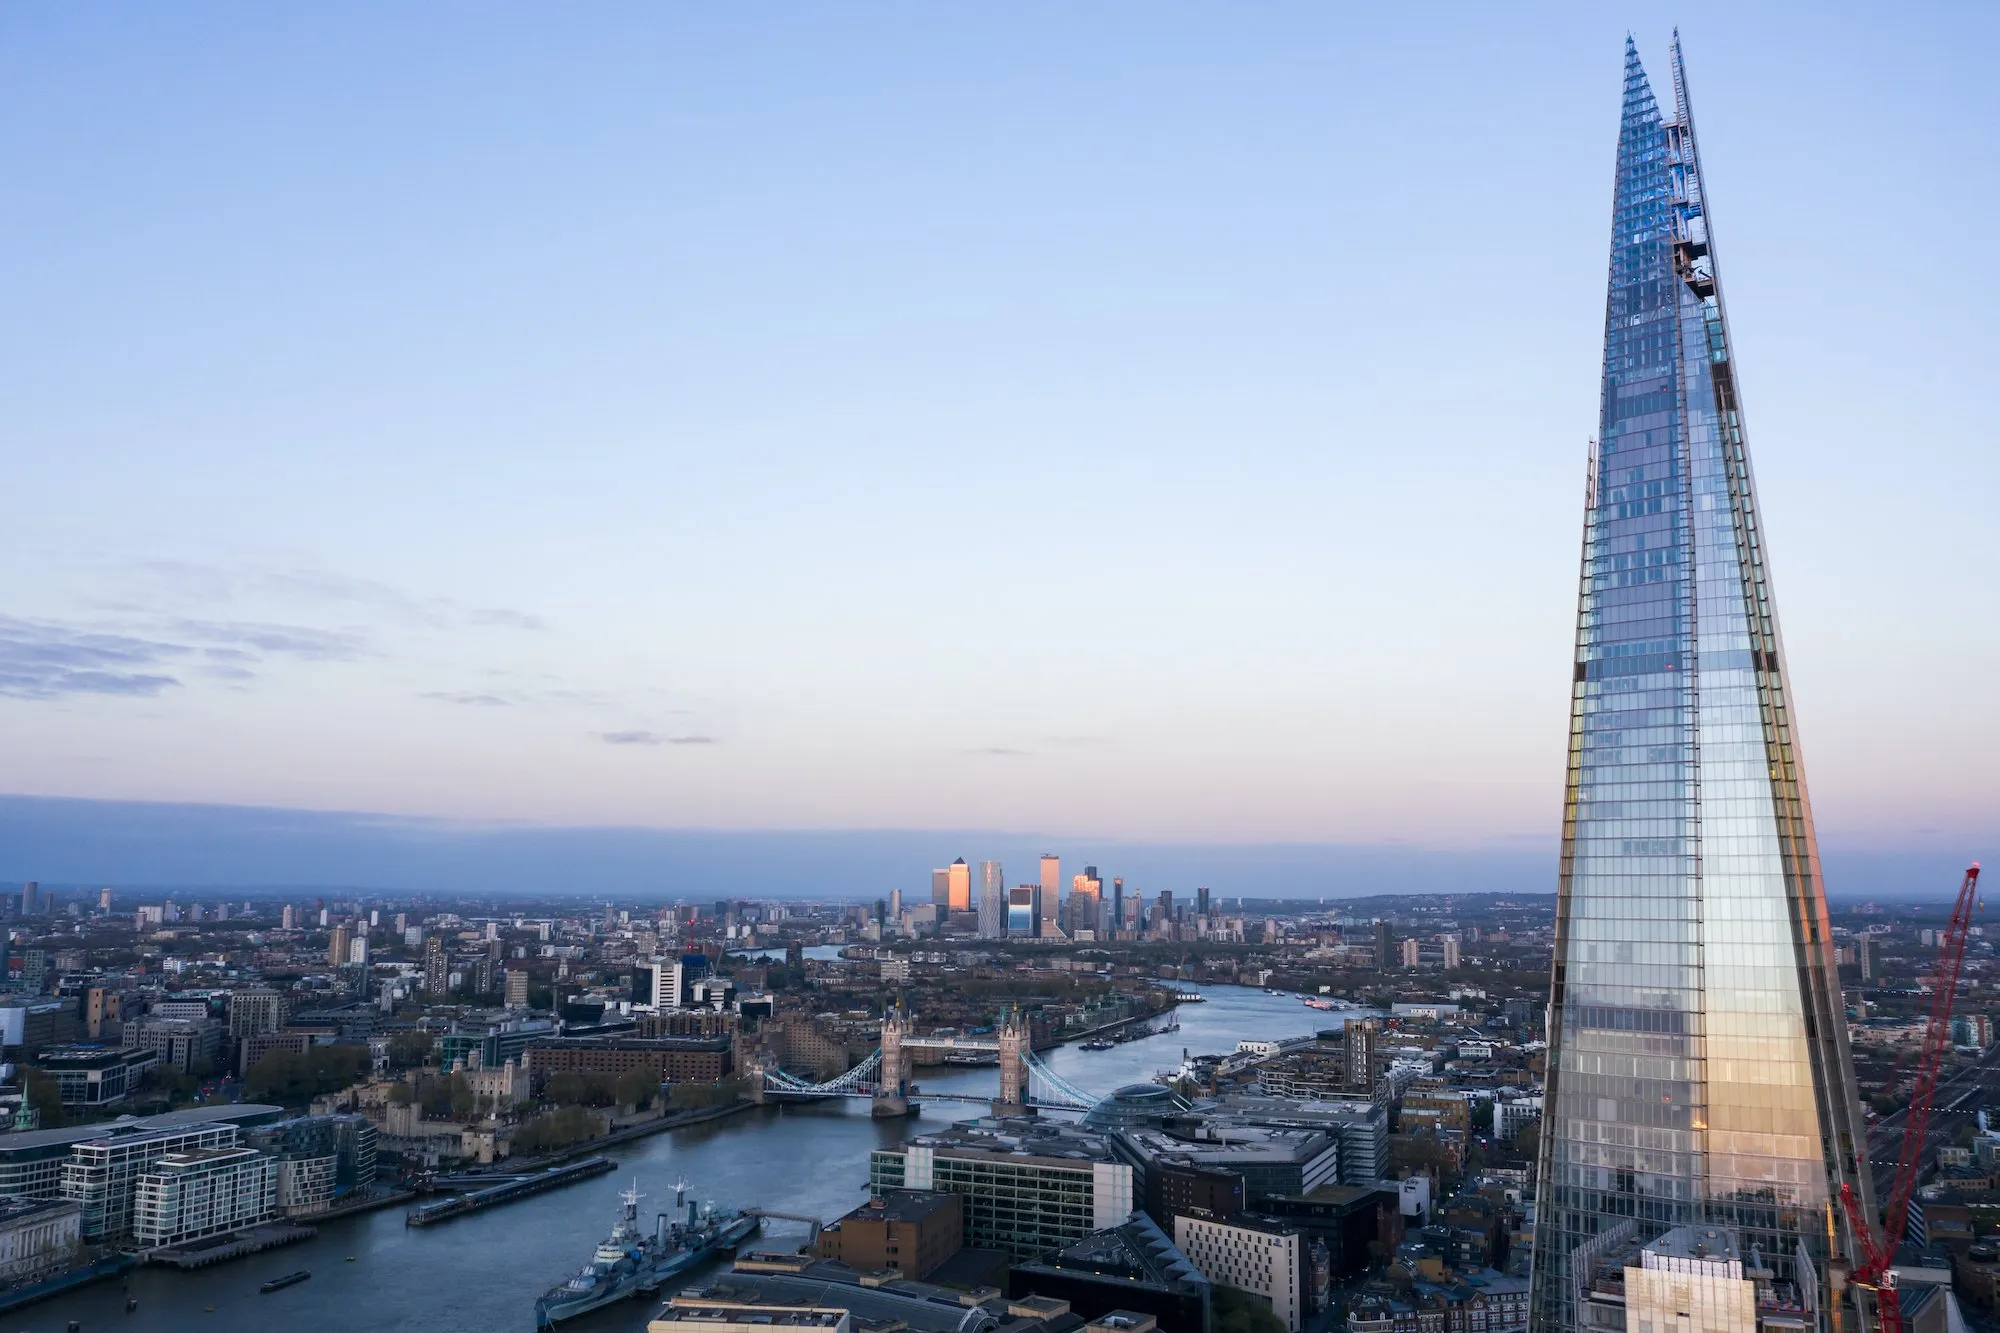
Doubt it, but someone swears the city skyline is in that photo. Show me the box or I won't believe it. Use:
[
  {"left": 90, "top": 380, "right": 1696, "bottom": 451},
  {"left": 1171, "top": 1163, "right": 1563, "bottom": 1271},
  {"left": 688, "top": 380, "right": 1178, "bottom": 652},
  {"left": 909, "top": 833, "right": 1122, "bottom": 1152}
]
[
  {"left": 4, "top": 9, "right": 1994, "bottom": 870},
  {"left": 1531, "top": 38, "right": 1868, "bottom": 1331}
]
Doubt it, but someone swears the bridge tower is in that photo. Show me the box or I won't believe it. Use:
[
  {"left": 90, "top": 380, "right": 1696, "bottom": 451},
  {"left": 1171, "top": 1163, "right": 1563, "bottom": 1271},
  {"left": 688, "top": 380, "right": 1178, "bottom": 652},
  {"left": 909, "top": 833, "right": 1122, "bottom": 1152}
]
[
  {"left": 744, "top": 1050, "right": 772, "bottom": 1105},
  {"left": 872, "top": 1007, "right": 912, "bottom": 1119},
  {"left": 992, "top": 1009, "right": 1032, "bottom": 1117}
]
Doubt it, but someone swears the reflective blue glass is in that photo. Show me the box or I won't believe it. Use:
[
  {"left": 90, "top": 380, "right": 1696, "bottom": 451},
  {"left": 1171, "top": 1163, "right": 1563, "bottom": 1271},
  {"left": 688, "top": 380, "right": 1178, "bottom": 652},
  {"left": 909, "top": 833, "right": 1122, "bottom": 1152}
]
[{"left": 1528, "top": 37, "right": 1870, "bottom": 1333}]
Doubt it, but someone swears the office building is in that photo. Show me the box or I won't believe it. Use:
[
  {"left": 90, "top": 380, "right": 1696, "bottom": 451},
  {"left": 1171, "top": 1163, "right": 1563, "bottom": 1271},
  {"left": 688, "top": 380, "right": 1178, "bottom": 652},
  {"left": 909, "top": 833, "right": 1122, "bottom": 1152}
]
[
  {"left": 1531, "top": 39, "right": 1872, "bottom": 1333},
  {"left": 1111, "top": 878, "right": 1125, "bottom": 934},
  {"left": 18, "top": 883, "right": 37, "bottom": 917},
  {"left": 978, "top": 861, "right": 1005, "bottom": 939},
  {"left": 33, "top": 1047, "right": 158, "bottom": 1108},
  {"left": 227, "top": 990, "right": 287, "bottom": 1039},
  {"left": 870, "top": 1118, "right": 1134, "bottom": 1260},
  {"left": 946, "top": 859, "right": 971, "bottom": 913},
  {"left": 1070, "top": 871, "right": 1103, "bottom": 939},
  {"left": 815, "top": 1189, "right": 963, "bottom": 1279},
  {"left": 234, "top": 1031, "right": 297, "bottom": 1081},
  {"left": 1117, "top": 1126, "right": 1337, "bottom": 1205},
  {"left": 130, "top": 1146, "right": 277, "bottom": 1247},
  {"left": 1207, "top": 1095, "right": 1387, "bottom": 1187},
  {"left": 122, "top": 1017, "right": 224, "bottom": 1074},
  {"left": 1195, "top": 887, "right": 1209, "bottom": 918},
  {"left": 1040, "top": 855, "right": 1061, "bottom": 931},
  {"left": 1008, "top": 886, "right": 1043, "bottom": 938},
  {"left": 1173, "top": 1214, "right": 1306, "bottom": 1332},
  {"left": 633, "top": 958, "right": 671, "bottom": 1011},
  {"left": 930, "top": 868, "right": 950, "bottom": 910}
]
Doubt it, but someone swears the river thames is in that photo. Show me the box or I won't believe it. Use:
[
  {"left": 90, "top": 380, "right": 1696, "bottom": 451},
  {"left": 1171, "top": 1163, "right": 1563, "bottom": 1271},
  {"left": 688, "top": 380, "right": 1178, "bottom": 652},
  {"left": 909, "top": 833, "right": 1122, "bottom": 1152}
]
[{"left": 31, "top": 982, "right": 1349, "bottom": 1333}]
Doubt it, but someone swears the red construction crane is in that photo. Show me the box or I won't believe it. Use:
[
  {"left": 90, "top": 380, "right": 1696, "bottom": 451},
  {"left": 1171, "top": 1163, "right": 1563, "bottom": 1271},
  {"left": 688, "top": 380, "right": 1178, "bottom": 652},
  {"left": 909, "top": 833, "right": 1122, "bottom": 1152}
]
[{"left": 1840, "top": 862, "right": 1983, "bottom": 1333}]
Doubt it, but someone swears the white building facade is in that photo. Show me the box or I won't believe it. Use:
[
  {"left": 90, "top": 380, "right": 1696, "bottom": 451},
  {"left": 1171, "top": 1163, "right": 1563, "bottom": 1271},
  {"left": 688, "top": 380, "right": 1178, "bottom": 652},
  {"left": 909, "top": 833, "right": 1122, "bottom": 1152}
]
[
  {"left": 132, "top": 1148, "right": 277, "bottom": 1247},
  {"left": 1173, "top": 1215, "right": 1304, "bottom": 1333}
]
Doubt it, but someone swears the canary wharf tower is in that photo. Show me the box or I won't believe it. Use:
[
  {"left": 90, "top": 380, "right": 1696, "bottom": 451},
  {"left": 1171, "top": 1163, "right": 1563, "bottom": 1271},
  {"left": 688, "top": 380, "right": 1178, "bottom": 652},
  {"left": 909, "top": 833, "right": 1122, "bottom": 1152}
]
[{"left": 1529, "top": 37, "right": 1870, "bottom": 1333}]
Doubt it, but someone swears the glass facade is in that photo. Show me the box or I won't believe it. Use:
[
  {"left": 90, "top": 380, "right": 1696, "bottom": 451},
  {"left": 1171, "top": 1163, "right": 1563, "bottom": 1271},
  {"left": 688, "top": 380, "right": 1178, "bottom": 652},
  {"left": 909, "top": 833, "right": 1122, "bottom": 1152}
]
[{"left": 1528, "top": 37, "right": 1870, "bottom": 1333}]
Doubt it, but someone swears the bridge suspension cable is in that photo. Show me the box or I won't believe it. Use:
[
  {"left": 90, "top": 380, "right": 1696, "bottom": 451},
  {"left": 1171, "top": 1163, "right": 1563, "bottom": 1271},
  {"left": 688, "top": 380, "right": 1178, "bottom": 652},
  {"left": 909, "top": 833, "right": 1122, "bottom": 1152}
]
[
  {"left": 763, "top": 1047, "right": 882, "bottom": 1094},
  {"left": 1023, "top": 1049, "right": 1099, "bottom": 1111}
]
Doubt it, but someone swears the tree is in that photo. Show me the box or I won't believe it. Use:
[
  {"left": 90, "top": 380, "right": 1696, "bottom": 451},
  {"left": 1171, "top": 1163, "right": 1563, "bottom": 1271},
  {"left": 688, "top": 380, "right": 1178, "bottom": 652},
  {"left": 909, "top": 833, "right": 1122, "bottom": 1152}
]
[
  {"left": 1212, "top": 1286, "right": 1287, "bottom": 1333},
  {"left": 246, "top": 1044, "right": 371, "bottom": 1105},
  {"left": 23, "top": 1069, "right": 64, "bottom": 1128},
  {"left": 1513, "top": 1119, "right": 1540, "bottom": 1166},
  {"left": 388, "top": 1030, "right": 434, "bottom": 1068},
  {"left": 152, "top": 1065, "right": 195, "bottom": 1103},
  {"left": 512, "top": 1105, "right": 602, "bottom": 1155},
  {"left": 666, "top": 1077, "right": 745, "bottom": 1111},
  {"left": 544, "top": 1073, "right": 617, "bottom": 1108},
  {"left": 388, "top": 1083, "right": 414, "bottom": 1106},
  {"left": 614, "top": 1069, "right": 658, "bottom": 1110}
]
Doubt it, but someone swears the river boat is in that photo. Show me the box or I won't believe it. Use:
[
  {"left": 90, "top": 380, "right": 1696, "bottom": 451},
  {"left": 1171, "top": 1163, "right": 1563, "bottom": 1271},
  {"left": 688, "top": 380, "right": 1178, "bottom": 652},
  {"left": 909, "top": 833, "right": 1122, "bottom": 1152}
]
[
  {"left": 260, "top": 1271, "right": 311, "bottom": 1293},
  {"left": 534, "top": 1180, "right": 760, "bottom": 1328},
  {"left": 1080, "top": 1039, "right": 1114, "bottom": 1051}
]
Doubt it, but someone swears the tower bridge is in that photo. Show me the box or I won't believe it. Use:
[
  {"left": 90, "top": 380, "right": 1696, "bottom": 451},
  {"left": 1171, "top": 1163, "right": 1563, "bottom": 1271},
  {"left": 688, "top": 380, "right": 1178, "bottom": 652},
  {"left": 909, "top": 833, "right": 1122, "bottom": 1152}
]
[{"left": 748, "top": 1011, "right": 1100, "bottom": 1117}]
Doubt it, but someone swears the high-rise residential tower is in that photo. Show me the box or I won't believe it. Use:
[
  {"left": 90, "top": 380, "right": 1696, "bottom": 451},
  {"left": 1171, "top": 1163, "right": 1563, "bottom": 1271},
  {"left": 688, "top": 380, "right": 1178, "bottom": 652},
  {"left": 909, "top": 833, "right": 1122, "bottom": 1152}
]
[
  {"left": 1529, "top": 37, "right": 1869, "bottom": 1333},
  {"left": 977, "top": 861, "right": 1005, "bottom": 939}
]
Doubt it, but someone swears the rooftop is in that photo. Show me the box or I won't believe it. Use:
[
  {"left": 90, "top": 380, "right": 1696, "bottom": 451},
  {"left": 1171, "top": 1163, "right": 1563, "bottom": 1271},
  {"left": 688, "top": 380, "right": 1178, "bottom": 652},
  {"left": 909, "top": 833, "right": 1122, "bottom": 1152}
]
[
  {"left": 910, "top": 1117, "right": 1120, "bottom": 1167},
  {"left": 0, "top": 1103, "right": 284, "bottom": 1157},
  {"left": 834, "top": 1190, "right": 960, "bottom": 1225},
  {"left": 654, "top": 1307, "right": 845, "bottom": 1329},
  {"left": 1015, "top": 1212, "right": 1210, "bottom": 1299},
  {"left": 1121, "top": 1125, "right": 1334, "bottom": 1168},
  {"left": 680, "top": 1274, "right": 997, "bottom": 1333}
]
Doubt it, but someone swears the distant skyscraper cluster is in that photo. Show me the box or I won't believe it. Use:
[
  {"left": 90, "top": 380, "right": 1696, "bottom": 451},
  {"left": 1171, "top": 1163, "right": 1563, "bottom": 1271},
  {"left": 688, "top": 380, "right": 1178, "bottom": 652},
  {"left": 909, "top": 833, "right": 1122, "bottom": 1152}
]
[{"left": 885, "top": 851, "right": 1232, "bottom": 944}]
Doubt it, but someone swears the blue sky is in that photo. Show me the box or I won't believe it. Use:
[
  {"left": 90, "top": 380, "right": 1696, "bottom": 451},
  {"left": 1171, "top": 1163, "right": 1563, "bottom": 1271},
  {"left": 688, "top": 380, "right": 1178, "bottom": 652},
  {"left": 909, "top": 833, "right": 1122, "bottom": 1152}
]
[{"left": 2, "top": 5, "right": 1994, "bottom": 886}]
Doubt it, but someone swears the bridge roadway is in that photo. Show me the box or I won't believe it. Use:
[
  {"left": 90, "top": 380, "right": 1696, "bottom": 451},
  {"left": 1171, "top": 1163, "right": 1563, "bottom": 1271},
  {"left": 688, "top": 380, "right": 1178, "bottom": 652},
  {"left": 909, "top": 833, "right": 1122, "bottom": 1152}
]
[{"left": 762, "top": 1086, "right": 999, "bottom": 1105}]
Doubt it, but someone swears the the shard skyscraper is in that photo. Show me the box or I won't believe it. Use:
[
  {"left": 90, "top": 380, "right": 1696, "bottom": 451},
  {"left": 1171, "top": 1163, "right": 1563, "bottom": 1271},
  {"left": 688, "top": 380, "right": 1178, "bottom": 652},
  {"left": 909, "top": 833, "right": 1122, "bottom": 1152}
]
[{"left": 1529, "top": 37, "right": 1870, "bottom": 1333}]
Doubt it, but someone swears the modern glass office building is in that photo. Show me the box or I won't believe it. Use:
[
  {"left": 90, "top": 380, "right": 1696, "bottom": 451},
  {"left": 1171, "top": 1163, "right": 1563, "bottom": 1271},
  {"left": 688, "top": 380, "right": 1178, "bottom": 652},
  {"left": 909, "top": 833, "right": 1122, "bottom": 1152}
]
[{"left": 1528, "top": 37, "right": 1870, "bottom": 1333}]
